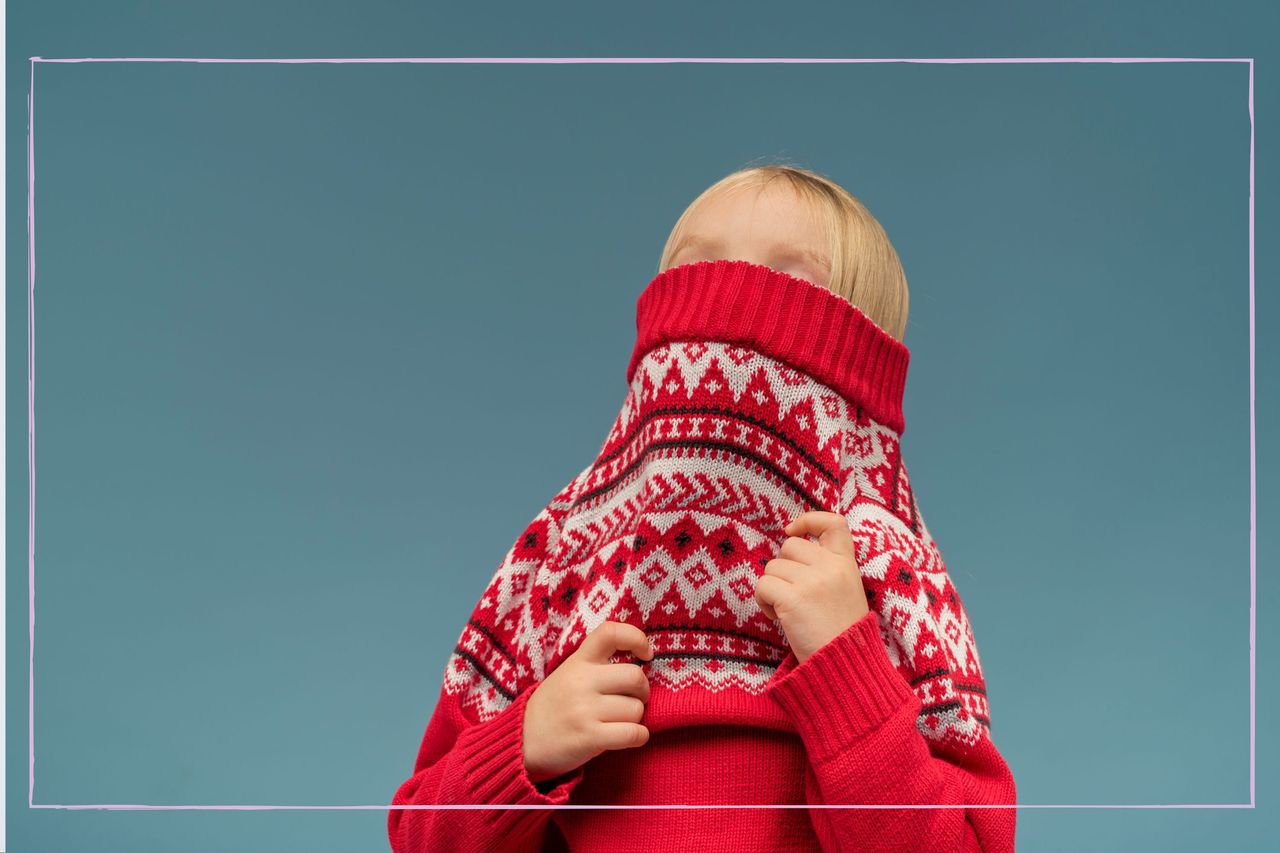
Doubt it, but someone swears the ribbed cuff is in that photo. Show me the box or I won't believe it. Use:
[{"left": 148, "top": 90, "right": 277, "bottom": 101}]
[
  {"left": 454, "top": 682, "right": 585, "bottom": 836},
  {"left": 765, "top": 611, "right": 919, "bottom": 766},
  {"left": 629, "top": 259, "right": 910, "bottom": 434}
]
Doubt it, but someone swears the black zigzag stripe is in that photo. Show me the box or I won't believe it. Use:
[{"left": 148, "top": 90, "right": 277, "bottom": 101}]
[
  {"left": 451, "top": 646, "right": 517, "bottom": 703},
  {"left": 647, "top": 650, "right": 788, "bottom": 669},
  {"left": 592, "top": 402, "right": 841, "bottom": 486},
  {"left": 952, "top": 681, "right": 988, "bottom": 696},
  {"left": 645, "top": 622, "right": 787, "bottom": 648},
  {"left": 572, "top": 439, "right": 824, "bottom": 510},
  {"left": 466, "top": 619, "right": 520, "bottom": 669},
  {"left": 909, "top": 666, "right": 951, "bottom": 686}
]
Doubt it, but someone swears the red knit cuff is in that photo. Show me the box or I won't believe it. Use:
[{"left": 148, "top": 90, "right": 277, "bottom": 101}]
[
  {"left": 764, "top": 611, "right": 919, "bottom": 766},
  {"left": 454, "top": 682, "right": 585, "bottom": 832}
]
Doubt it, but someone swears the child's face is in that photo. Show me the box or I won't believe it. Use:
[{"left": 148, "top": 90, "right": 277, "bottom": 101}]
[{"left": 668, "top": 182, "right": 832, "bottom": 288}]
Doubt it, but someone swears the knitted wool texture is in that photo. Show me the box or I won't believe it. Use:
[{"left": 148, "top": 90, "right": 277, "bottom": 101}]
[{"left": 389, "top": 259, "right": 1017, "bottom": 853}]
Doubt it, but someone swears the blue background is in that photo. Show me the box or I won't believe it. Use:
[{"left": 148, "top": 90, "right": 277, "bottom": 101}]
[{"left": 6, "top": 1, "right": 1276, "bottom": 850}]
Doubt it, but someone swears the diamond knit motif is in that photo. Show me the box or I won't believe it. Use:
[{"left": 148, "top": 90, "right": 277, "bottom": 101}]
[{"left": 441, "top": 259, "right": 992, "bottom": 752}]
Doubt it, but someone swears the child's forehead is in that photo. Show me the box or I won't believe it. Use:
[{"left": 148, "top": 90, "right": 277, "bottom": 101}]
[{"left": 683, "top": 186, "right": 829, "bottom": 246}]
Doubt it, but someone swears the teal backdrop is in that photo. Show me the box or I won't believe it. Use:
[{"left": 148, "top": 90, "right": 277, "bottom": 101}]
[{"left": 6, "top": 2, "right": 1277, "bottom": 850}]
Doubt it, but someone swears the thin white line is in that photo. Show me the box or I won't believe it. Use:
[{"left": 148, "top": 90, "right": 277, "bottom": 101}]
[
  {"left": 26, "top": 802, "right": 1260, "bottom": 810},
  {"left": 26, "top": 56, "right": 1256, "bottom": 64},
  {"left": 1247, "top": 56, "right": 1256, "bottom": 809},
  {"left": 23, "top": 53, "right": 1257, "bottom": 816}
]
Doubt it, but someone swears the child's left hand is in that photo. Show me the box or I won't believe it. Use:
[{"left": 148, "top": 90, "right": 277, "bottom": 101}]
[{"left": 754, "top": 511, "right": 871, "bottom": 665}]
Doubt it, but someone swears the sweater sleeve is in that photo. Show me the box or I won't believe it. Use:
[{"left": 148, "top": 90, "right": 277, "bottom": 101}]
[
  {"left": 764, "top": 611, "right": 1016, "bottom": 852},
  {"left": 762, "top": 467, "right": 1018, "bottom": 853},
  {"left": 387, "top": 680, "right": 587, "bottom": 853},
  {"left": 388, "top": 468, "right": 593, "bottom": 853}
]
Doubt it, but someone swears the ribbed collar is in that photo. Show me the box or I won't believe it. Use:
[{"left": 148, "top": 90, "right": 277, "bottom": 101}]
[{"left": 627, "top": 259, "right": 911, "bottom": 434}]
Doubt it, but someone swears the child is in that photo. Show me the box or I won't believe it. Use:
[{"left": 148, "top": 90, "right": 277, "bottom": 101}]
[{"left": 388, "top": 165, "right": 1018, "bottom": 852}]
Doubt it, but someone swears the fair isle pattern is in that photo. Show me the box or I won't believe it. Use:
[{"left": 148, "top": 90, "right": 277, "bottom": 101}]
[
  {"left": 840, "top": 410, "right": 992, "bottom": 745},
  {"left": 441, "top": 338, "right": 993, "bottom": 751},
  {"left": 440, "top": 462, "right": 595, "bottom": 721}
]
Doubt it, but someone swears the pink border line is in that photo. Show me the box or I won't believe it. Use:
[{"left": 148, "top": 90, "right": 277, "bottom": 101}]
[{"left": 25, "top": 55, "right": 1256, "bottom": 813}]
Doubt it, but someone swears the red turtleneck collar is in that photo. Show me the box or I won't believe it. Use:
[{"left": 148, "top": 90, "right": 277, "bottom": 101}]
[{"left": 627, "top": 259, "right": 911, "bottom": 434}]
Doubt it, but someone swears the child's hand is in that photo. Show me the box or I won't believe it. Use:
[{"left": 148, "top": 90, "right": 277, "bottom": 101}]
[
  {"left": 522, "top": 621, "right": 654, "bottom": 785},
  {"left": 754, "top": 511, "right": 871, "bottom": 665}
]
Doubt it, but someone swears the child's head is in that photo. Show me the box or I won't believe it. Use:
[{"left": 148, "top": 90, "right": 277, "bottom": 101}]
[{"left": 657, "top": 163, "right": 909, "bottom": 342}]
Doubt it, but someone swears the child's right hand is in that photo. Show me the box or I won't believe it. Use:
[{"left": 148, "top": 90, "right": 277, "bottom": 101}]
[{"left": 522, "top": 620, "right": 654, "bottom": 784}]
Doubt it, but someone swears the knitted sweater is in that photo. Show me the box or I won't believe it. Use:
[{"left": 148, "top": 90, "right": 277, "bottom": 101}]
[{"left": 388, "top": 259, "right": 1018, "bottom": 852}]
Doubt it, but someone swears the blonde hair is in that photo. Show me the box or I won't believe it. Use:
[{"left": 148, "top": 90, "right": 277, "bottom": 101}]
[{"left": 657, "top": 162, "right": 910, "bottom": 343}]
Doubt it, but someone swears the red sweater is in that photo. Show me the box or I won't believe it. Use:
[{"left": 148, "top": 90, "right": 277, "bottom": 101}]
[{"left": 389, "top": 259, "right": 1018, "bottom": 852}]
